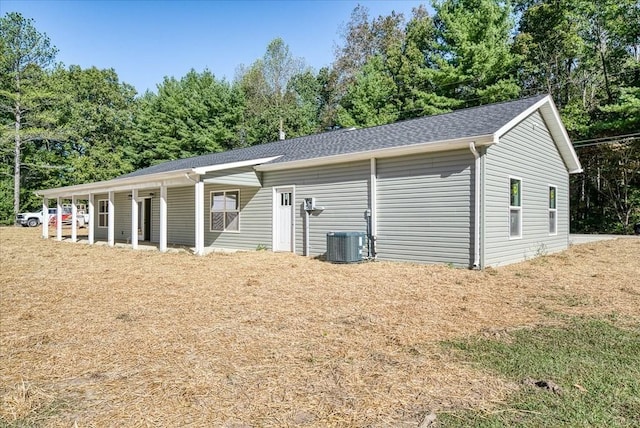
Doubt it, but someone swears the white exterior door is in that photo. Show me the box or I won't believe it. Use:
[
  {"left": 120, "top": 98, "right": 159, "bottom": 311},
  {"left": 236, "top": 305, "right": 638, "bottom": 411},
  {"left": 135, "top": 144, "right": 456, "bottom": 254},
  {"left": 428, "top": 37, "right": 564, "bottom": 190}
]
[{"left": 274, "top": 187, "right": 294, "bottom": 252}]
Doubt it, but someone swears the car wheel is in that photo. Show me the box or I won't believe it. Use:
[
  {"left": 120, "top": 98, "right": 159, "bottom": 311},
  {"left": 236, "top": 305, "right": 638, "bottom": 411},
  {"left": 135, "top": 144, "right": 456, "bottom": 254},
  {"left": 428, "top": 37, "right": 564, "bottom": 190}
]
[{"left": 27, "top": 218, "right": 39, "bottom": 227}]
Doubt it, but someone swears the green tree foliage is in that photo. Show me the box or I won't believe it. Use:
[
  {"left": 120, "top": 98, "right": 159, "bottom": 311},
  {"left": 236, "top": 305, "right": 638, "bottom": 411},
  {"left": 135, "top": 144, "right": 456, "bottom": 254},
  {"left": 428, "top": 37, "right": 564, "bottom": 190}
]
[
  {"left": 51, "top": 65, "right": 137, "bottom": 182},
  {"left": 337, "top": 55, "right": 399, "bottom": 127},
  {"left": 237, "top": 38, "right": 320, "bottom": 144},
  {"left": 572, "top": 140, "right": 640, "bottom": 233},
  {"left": 1, "top": 4, "right": 637, "bottom": 232},
  {"left": 431, "top": 0, "right": 521, "bottom": 105},
  {"left": 334, "top": 1, "right": 521, "bottom": 127},
  {"left": 133, "top": 69, "right": 244, "bottom": 168},
  {"left": 316, "top": 66, "right": 341, "bottom": 130},
  {"left": 0, "top": 12, "right": 57, "bottom": 222},
  {"left": 514, "top": 0, "right": 639, "bottom": 232}
]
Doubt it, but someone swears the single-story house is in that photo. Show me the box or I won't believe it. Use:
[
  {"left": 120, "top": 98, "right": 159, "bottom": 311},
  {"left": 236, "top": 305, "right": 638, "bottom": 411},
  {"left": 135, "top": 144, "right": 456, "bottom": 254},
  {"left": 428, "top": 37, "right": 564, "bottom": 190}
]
[{"left": 36, "top": 94, "right": 582, "bottom": 268}]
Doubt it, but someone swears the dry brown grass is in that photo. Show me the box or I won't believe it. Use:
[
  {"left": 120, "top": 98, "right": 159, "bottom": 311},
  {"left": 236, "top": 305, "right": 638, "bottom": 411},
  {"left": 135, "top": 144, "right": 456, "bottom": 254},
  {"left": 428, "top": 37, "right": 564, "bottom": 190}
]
[{"left": 1, "top": 227, "right": 639, "bottom": 427}]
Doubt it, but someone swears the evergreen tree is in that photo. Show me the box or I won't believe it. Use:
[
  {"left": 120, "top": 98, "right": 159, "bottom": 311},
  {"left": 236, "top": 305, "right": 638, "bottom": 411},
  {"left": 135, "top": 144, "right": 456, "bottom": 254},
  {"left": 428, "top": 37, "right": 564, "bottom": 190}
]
[
  {"left": 133, "top": 69, "right": 244, "bottom": 168},
  {"left": 0, "top": 12, "right": 58, "bottom": 222}
]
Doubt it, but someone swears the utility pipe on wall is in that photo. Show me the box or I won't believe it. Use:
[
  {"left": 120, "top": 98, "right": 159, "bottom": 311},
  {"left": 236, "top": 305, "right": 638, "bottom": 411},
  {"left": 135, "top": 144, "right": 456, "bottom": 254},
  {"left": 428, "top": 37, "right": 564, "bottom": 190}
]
[
  {"left": 304, "top": 208, "right": 310, "bottom": 256},
  {"left": 469, "top": 142, "right": 481, "bottom": 269}
]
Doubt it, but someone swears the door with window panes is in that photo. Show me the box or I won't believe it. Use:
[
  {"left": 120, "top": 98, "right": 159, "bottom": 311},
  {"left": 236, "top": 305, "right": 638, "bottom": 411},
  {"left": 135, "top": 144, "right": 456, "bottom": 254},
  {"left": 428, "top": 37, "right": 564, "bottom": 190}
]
[{"left": 274, "top": 188, "right": 293, "bottom": 251}]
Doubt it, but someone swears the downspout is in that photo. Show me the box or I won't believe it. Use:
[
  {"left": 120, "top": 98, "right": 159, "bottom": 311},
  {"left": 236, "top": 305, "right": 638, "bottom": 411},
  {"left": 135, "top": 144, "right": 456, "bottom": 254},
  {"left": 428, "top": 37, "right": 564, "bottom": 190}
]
[
  {"left": 369, "top": 158, "right": 377, "bottom": 259},
  {"left": 469, "top": 142, "right": 481, "bottom": 269},
  {"left": 304, "top": 208, "right": 310, "bottom": 257}
]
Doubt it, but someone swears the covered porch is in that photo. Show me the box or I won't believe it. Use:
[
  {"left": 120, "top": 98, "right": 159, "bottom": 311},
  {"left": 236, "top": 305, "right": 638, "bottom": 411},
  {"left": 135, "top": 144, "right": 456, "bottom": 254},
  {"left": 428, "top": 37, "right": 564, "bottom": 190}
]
[{"left": 36, "top": 157, "right": 276, "bottom": 255}]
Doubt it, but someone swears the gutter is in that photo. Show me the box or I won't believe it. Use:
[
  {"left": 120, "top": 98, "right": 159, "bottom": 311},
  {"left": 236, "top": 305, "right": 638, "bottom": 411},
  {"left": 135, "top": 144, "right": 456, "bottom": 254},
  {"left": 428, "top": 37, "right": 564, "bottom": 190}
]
[
  {"left": 469, "top": 142, "right": 481, "bottom": 269},
  {"left": 255, "top": 135, "right": 494, "bottom": 172}
]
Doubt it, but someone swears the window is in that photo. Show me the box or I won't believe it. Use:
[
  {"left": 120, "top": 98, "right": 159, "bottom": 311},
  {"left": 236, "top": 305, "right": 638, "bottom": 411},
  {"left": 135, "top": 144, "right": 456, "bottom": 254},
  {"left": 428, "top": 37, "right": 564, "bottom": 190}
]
[
  {"left": 549, "top": 186, "right": 557, "bottom": 235},
  {"left": 210, "top": 190, "right": 239, "bottom": 232},
  {"left": 509, "top": 178, "right": 522, "bottom": 238},
  {"left": 280, "top": 192, "right": 291, "bottom": 206},
  {"left": 98, "top": 199, "right": 108, "bottom": 228}
]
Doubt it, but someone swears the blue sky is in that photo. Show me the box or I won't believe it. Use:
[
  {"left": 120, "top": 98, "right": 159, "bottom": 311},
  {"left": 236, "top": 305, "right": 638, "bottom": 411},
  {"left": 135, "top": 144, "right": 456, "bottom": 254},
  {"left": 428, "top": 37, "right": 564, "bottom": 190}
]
[{"left": 2, "top": 0, "right": 427, "bottom": 94}]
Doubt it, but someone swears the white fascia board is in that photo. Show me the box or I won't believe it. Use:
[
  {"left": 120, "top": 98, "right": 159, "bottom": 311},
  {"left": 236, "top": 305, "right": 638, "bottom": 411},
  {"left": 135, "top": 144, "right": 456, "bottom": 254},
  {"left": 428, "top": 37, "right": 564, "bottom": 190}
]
[
  {"left": 494, "top": 95, "right": 552, "bottom": 143},
  {"left": 539, "top": 101, "right": 583, "bottom": 173},
  {"left": 36, "top": 156, "right": 283, "bottom": 198},
  {"left": 192, "top": 156, "right": 282, "bottom": 175},
  {"left": 36, "top": 168, "right": 196, "bottom": 198},
  {"left": 255, "top": 136, "right": 494, "bottom": 172},
  {"left": 493, "top": 95, "right": 582, "bottom": 174}
]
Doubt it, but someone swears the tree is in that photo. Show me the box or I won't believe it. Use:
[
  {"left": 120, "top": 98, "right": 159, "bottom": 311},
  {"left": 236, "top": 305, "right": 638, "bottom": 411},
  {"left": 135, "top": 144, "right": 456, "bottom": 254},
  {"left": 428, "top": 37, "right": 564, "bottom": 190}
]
[
  {"left": 0, "top": 12, "right": 58, "bottom": 222},
  {"left": 237, "top": 38, "right": 317, "bottom": 144},
  {"left": 50, "top": 65, "right": 138, "bottom": 183},
  {"left": 431, "top": 0, "right": 521, "bottom": 105},
  {"left": 336, "top": 55, "right": 399, "bottom": 127},
  {"left": 133, "top": 69, "right": 244, "bottom": 168},
  {"left": 572, "top": 140, "right": 640, "bottom": 233}
]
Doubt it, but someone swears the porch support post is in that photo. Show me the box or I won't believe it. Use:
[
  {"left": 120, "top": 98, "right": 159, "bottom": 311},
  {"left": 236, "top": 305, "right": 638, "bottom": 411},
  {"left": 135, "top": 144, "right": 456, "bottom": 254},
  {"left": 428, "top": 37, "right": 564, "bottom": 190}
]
[
  {"left": 88, "top": 193, "right": 95, "bottom": 245},
  {"left": 108, "top": 191, "right": 115, "bottom": 247},
  {"left": 42, "top": 197, "right": 48, "bottom": 239},
  {"left": 131, "top": 189, "right": 139, "bottom": 249},
  {"left": 56, "top": 197, "right": 63, "bottom": 241},
  {"left": 159, "top": 185, "right": 167, "bottom": 252},
  {"left": 71, "top": 195, "right": 78, "bottom": 242},
  {"left": 194, "top": 179, "right": 204, "bottom": 255}
]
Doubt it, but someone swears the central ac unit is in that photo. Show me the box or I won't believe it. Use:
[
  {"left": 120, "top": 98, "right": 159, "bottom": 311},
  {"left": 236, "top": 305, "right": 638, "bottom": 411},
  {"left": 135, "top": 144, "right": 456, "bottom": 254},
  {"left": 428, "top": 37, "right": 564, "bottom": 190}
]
[{"left": 326, "top": 231, "right": 366, "bottom": 263}]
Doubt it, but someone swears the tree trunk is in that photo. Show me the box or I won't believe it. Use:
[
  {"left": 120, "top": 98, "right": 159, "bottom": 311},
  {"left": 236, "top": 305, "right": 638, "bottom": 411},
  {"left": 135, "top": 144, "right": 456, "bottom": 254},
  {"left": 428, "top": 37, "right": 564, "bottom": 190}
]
[{"left": 14, "top": 106, "right": 21, "bottom": 224}]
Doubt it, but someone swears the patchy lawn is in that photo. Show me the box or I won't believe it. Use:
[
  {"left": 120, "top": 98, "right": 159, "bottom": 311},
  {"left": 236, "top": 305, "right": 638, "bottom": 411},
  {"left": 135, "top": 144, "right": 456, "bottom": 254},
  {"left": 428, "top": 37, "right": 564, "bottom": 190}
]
[
  {"left": 1, "top": 227, "right": 639, "bottom": 427},
  {"left": 441, "top": 318, "right": 640, "bottom": 427}
]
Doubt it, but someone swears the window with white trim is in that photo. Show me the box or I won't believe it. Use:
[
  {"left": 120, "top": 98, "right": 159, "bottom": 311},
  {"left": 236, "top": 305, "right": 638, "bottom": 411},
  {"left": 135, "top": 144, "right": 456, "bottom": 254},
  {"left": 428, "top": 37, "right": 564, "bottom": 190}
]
[
  {"left": 210, "top": 190, "right": 239, "bottom": 232},
  {"left": 509, "top": 178, "right": 522, "bottom": 238},
  {"left": 98, "top": 199, "right": 108, "bottom": 228},
  {"left": 549, "top": 186, "right": 557, "bottom": 235}
]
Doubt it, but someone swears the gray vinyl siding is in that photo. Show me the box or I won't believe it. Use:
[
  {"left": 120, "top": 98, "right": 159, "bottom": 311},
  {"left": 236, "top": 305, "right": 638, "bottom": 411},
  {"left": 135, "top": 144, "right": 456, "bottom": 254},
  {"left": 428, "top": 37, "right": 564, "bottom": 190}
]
[
  {"left": 167, "top": 186, "right": 195, "bottom": 246},
  {"left": 203, "top": 184, "right": 272, "bottom": 250},
  {"left": 151, "top": 195, "right": 160, "bottom": 243},
  {"left": 203, "top": 166, "right": 262, "bottom": 187},
  {"left": 263, "top": 161, "right": 370, "bottom": 256},
  {"left": 114, "top": 192, "right": 130, "bottom": 240},
  {"left": 376, "top": 150, "right": 474, "bottom": 267},
  {"left": 483, "top": 111, "right": 569, "bottom": 267}
]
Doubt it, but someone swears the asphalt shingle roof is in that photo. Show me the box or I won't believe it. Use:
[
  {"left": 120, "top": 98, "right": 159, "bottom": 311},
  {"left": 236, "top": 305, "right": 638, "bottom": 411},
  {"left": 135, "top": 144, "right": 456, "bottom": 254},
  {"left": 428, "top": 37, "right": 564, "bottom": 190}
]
[{"left": 122, "top": 94, "right": 546, "bottom": 178}]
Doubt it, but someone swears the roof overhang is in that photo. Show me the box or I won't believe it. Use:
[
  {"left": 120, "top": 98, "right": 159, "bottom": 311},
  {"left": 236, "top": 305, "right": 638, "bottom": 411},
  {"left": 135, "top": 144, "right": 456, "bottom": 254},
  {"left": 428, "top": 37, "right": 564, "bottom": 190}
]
[
  {"left": 494, "top": 95, "right": 583, "bottom": 173},
  {"left": 255, "top": 135, "right": 495, "bottom": 172},
  {"left": 36, "top": 156, "right": 281, "bottom": 199}
]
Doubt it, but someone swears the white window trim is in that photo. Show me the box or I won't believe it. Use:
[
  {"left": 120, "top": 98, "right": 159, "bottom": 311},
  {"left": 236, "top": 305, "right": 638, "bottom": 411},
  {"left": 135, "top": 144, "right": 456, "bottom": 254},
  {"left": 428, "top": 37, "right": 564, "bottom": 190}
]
[
  {"left": 97, "top": 199, "right": 108, "bottom": 229},
  {"left": 508, "top": 176, "right": 522, "bottom": 240},
  {"left": 549, "top": 184, "right": 558, "bottom": 236},
  {"left": 209, "top": 189, "right": 240, "bottom": 233}
]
